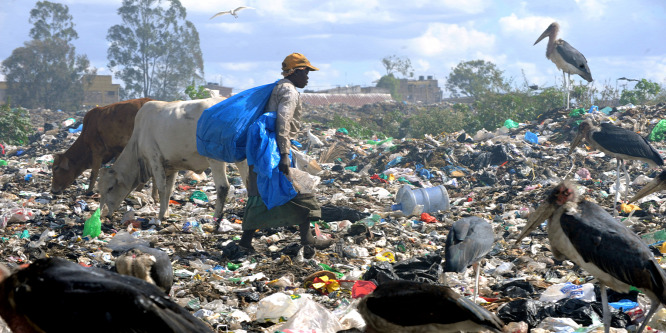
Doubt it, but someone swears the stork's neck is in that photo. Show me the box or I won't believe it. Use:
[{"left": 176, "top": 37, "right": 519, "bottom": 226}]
[{"left": 546, "top": 36, "right": 557, "bottom": 59}]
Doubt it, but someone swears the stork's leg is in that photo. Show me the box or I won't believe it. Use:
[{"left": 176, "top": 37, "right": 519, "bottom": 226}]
[
  {"left": 622, "top": 160, "right": 630, "bottom": 201},
  {"left": 614, "top": 159, "right": 621, "bottom": 217},
  {"left": 473, "top": 262, "right": 480, "bottom": 303},
  {"left": 562, "top": 71, "right": 568, "bottom": 108},
  {"left": 638, "top": 297, "right": 661, "bottom": 333},
  {"left": 600, "top": 284, "right": 611, "bottom": 333},
  {"left": 566, "top": 73, "right": 571, "bottom": 109}
]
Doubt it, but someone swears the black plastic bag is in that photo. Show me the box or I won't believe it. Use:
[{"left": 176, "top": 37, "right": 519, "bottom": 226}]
[{"left": 497, "top": 299, "right": 543, "bottom": 327}]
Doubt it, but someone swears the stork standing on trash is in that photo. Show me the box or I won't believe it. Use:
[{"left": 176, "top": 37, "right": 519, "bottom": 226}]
[
  {"left": 534, "top": 22, "right": 593, "bottom": 109},
  {"left": 443, "top": 216, "right": 495, "bottom": 304},
  {"left": 516, "top": 181, "right": 666, "bottom": 333},
  {"left": 358, "top": 280, "right": 504, "bottom": 333},
  {"left": 570, "top": 118, "right": 664, "bottom": 215}
]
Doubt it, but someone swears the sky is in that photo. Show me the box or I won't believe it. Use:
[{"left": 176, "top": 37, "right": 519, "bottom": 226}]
[{"left": 1, "top": 0, "right": 665, "bottom": 96}]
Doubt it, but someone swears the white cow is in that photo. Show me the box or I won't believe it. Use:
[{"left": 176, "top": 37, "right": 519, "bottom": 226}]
[{"left": 99, "top": 97, "right": 248, "bottom": 221}]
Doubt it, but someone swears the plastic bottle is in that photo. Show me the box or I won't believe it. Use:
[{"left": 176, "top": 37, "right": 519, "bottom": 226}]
[{"left": 391, "top": 185, "right": 450, "bottom": 216}]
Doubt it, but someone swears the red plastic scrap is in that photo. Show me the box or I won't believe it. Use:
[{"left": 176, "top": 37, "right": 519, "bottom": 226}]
[
  {"left": 352, "top": 280, "right": 376, "bottom": 299},
  {"left": 420, "top": 213, "right": 438, "bottom": 223}
]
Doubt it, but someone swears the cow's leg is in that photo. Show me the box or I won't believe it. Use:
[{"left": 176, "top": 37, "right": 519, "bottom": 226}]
[
  {"left": 235, "top": 160, "right": 249, "bottom": 188},
  {"left": 151, "top": 177, "right": 159, "bottom": 201},
  {"left": 88, "top": 154, "right": 104, "bottom": 195},
  {"left": 209, "top": 161, "right": 229, "bottom": 219},
  {"left": 157, "top": 172, "right": 177, "bottom": 221}
]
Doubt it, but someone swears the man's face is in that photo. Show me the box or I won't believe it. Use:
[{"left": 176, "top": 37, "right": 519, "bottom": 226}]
[{"left": 290, "top": 68, "right": 310, "bottom": 88}]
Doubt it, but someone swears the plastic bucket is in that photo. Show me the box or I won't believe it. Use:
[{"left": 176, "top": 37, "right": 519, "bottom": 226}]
[{"left": 391, "top": 185, "right": 450, "bottom": 216}]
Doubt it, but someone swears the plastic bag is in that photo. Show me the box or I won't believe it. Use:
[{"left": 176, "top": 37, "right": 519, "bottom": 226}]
[
  {"left": 649, "top": 119, "right": 666, "bottom": 142},
  {"left": 246, "top": 112, "right": 297, "bottom": 209},
  {"left": 82, "top": 208, "right": 101, "bottom": 238},
  {"left": 274, "top": 298, "right": 343, "bottom": 333},
  {"left": 196, "top": 81, "right": 277, "bottom": 162},
  {"left": 504, "top": 119, "right": 520, "bottom": 129},
  {"left": 524, "top": 131, "right": 539, "bottom": 144},
  {"left": 255, "top": 292, "right": 299, "bottom": 323},
  {"left": 539, "top": 282, "right": 595, "bottom": 302}
]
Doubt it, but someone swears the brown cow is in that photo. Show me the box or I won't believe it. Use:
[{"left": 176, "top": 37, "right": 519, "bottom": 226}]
[{"left": 51, "top": 98, "right": 154, "bottom": 195}]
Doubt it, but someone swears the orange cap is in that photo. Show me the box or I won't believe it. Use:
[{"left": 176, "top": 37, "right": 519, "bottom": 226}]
[{"left": 282, "top": 53, "right": 319, "bottom": 71}]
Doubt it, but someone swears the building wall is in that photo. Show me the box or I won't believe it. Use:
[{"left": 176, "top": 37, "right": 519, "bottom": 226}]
[
  {"left": 398, "top": 76, "right": 443, "bottom": 104},
  {"left": 83, "top": 75, "right": 120, "bottom": 106},
  {"left": 204, "top": 83, "right": 233, "bottom": 98},
  {"left": 0, "top": 82, "right": 6, "bottom": 104}
]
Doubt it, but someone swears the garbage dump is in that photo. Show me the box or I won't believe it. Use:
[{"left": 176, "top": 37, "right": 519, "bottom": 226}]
[{"left": 3, "top": 102, "right": 666, "bottom": 332}]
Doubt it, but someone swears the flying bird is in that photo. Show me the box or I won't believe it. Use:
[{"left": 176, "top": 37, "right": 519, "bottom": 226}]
[
  {"left": 516, "top": 182, "right": 666, "bottom": 333},
  {"left": 210, "top": 6, "right": 255, "bottom": 19},
  {"left": 534, "top": 22, "right": 593, "bottom": 109}
]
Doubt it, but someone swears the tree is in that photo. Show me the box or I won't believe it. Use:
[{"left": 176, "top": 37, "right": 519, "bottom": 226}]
[
  {"left": 107, "top": 0, "right": 205, "bottom": 100},
  {"left": 445, "top": 60, "right": 510, "bottom": 98},
  {"left": 381, "top": 55, "right": 413, "bottom": 77},
  {"left": 1, "top": 1, "right": 94, "bottom": 110},
  {"left": 620, "top": 79, "right": 662, "bottom": 105},
  {"left": 185, "top": 80, "right": 212, "bottom": 100},
  {"left": 29, "top": 1, "right": 78, "bottom": 42},
  {"left": 0, "top": 102, "right": 33, "bottom": 145},
  {"left": 376, "top": 74, "right": 402, "bottom": 101}
]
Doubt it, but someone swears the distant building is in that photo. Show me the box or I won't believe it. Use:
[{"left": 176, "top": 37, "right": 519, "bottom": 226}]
[
  {"left": 83, "top": 75, "right": 120, "bottom": 106},
  {"left": 398, "top": 75, "right": 443, "bottom": 104},
  {"left": 301, "top": 93, "right": 393, "bottom": 107},
  {"left": 204, "top": 83, "right": 233, "bottom": 98},
  {"left": 0, "top": 82, "right": 6, "bottom": 104},
  {"left": 316, "top": 85, "right": 389, "bottom": 95}
]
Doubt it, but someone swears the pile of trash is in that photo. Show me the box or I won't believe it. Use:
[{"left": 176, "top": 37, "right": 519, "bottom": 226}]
[{"left": 2, "top": 102, "right": 666, "bottom": 332}]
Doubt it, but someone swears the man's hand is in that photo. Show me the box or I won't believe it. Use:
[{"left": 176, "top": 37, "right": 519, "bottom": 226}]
[{"left": 279, "top": 154, "right": 291, "bottom": 175}]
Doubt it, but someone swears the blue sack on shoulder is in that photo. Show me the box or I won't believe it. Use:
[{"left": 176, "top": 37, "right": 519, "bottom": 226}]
[{"left": 196, "top": 81, "right": 277, "bottom": 162}]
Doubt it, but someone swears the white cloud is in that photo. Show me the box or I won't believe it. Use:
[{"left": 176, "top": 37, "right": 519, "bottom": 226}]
[
  {"left": 364, "top": 70, "right": 382, "bottom": 83},
  {"left": 499, "top": 14, "right": 557, "bottom": 37},
  {"left": 439, "top": 0, "right": 490, "bottom": 14},
  {"left": 409, "top": 23, "right": 495, "bottom": 57},
  {"left": 574, "top": 0, "right": 609, "bottom": 16},
  {"left": 217, "top": 62, "right": 261, "bottom": 71},
  {"left": 414, "top": 59, "right": 431, "bottom": 72},
  {"left": 206, "top": 22, "right": 253, "bottom": 33}
]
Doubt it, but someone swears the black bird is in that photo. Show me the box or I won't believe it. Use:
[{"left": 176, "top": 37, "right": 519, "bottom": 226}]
[
  {"left": 0, "top": 258, "right": 214, "bottom": 333},
  {"left": 570, "top": 118, "right": 664, "bottom": 211},
  {"left": 358, "top": 280, "right": 504, "bottom": 333},
  {"left": 534, "top": 22, "right": 593, "bottom": 108},
  {"left": 631, "top": 170, "right": 666, "bottom": 203},
  {"left": 516, "top": 181, "right": 666, "bottom": 333},
  {"left": 444, "top": 216, "right": 495, "bottom": 303}
]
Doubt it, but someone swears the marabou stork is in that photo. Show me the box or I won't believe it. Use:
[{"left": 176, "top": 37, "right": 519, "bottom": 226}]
[
  {"left": 631, "top": 170, "right": 666, "bottom": 203},
  {"left": 0, "top": 258, "right": 214, "bottom": 333},
  {"left": 358, "top": 280, "right": 504, "bottom": 333},
  {"left": 444, "top": 216, "right": 495, "bottom": 303},
  {"left": 516, "top": 181, "right": 666, "bottom": 333},
  {"left": 570, "top": 119, "right": 664, "bottom": 213},
  {"left": 534, "top": 22, "right": 593, "bottom": 109}
]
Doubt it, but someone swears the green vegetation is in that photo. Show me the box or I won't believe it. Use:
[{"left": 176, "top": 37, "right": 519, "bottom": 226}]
[
  {"left": 619, "top": 79, "right": 661, "bottom": 105},
  {"left": 0, "top": 103, "right": 34, "bottom": 145},
  {"left": 185, "top": 81, "right": 212, "bottom": 100}
]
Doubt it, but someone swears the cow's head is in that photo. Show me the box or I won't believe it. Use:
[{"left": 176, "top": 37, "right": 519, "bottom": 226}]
[
  {"left": 51, "top": 153, "right": 74, "bottom": 194},
  {"left": 99, "top": 168, "right": 132, "bottom": 218}
]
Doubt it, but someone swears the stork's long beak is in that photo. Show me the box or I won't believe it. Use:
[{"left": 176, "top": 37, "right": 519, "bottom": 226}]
[
  {"left": 534, "top": 30, "right": 549, "bottom": 45},
  {"left": 569, "top": 132, "right": 583, "bottom": 155},
  {"left": 630, "top": 177, "right": 666, "bottom": 203},
  {"left": 515, "top": 203, "right": 557, "bottom": 243}
]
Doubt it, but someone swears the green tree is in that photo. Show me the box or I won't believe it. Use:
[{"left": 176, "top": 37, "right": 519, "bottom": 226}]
[
  {"left": 1, "top": 1, "right": 94, "bottom": 109},
  {"left": 445, "top": 60, "right": 510, "bottom": 98},
  {"left": 107, "top": 0, "right": 204, "bottom": 100},
  {"left": 29, "top": 1, "right": 78, "bottom": 42},
  {"left": 0, "top": 102, "right": 33, "bottom": 145},
  {"left": 376, "top": 74, "right": 402, "bottom": 101},
  {"left": 620, "top": 79, "right": 661, "bottom": 105},
  {"left": 381, "top": 55, "right": 413, "bottom": 77}
]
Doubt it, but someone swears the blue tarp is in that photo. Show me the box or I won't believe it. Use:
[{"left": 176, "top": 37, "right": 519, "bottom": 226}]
[
  {"left": 246, "top": 112, "right": 297, "bottom": 209},
  {"left": 196, "top": 81, "right": 277, "bottom": 163}
]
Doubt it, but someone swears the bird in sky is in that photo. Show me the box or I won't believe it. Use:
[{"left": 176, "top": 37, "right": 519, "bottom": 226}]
[{"left": 210, "top": 6, "right": 255, "bottom": 19}]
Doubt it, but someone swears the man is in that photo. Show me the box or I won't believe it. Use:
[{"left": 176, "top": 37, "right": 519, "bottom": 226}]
[{"left": 239, "top": 53, "right": 333, "bottom": 251}]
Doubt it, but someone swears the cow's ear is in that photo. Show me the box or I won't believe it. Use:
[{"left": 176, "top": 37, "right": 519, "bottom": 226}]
[{"left": 60, "top": 156, "right": 70, "bottom": 170}]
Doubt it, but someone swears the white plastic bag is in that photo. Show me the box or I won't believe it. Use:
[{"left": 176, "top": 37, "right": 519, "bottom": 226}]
[{"left": 539, "top": 282, "right": 595, "bottom": 302}]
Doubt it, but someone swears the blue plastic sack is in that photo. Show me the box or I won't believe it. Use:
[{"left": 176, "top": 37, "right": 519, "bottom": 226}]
[
  {"left": 246, "top": 112, "right": 297, "bottom": 210},
  {"left": 196, "top": 81, "right": 277, "bottom": 163},
  {"left": 68, "top": 123, "right": 83, "bottom": 133},
  {"left": 524, "top": 131, "right": 539, "bottom": 145}
]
